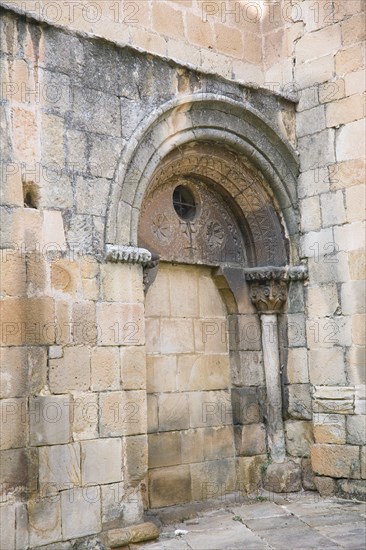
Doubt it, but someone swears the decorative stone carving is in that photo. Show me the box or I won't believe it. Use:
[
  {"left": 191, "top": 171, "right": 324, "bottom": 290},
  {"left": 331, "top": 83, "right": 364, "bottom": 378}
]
[
  {"left": 244, "top": 264, "right": 308, "bottom": 282},
  {"left": 138, "top": 175, "right": 246, "bottom": 267},
  {"left": 245, "top": 264, "right": 308, "bottom": 314},
  {"left": 249, "top": 279, "right": 288, "bottom": 314},
  {"left": 105, "top": 245, "right": 152, "bottom": 265},
  {"left": 137, "top": 144, "right": 289, "bottom": 268}
]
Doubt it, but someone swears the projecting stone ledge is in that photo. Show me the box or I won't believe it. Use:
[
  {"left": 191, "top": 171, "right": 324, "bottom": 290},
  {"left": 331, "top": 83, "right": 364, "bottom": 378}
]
[
  {"left": 244, "top": 264, "right": 308, "bottom": 282},
  {"left": 105, "top": 244, "right": 152, "bottom": 265}
]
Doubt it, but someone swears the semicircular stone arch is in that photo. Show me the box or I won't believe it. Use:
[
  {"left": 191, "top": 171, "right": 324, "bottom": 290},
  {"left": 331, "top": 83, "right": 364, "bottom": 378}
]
[
  {"left": 138, "top": 143, "right": 289, "bottom": 267},
  {"left": 105, "top": 93, "right": 300, "bottom": 265}
]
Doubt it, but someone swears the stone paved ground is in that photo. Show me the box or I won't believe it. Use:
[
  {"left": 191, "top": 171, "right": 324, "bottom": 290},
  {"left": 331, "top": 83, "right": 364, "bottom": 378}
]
[{"left": 132, "top": 493, "right": 366, "bottom": 550}]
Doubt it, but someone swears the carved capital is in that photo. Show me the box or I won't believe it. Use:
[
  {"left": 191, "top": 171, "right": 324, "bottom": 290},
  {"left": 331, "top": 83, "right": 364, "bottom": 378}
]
[{"left": 249, "top": 279, "right": 288, "bottom": 314}]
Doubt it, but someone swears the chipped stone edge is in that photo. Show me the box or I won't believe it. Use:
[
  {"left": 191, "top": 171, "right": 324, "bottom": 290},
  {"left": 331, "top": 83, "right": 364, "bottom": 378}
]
[{"left": 105, "top": 244, "right": 152, "bottom": 266}]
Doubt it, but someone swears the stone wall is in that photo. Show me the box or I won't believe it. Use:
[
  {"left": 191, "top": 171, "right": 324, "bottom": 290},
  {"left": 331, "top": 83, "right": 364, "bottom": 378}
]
[
  {"left": 260, "top": 0, "right": 365, "bottom": 498},
  {"left": 0, "top": 0, "right": 264, "bottom": 84}
]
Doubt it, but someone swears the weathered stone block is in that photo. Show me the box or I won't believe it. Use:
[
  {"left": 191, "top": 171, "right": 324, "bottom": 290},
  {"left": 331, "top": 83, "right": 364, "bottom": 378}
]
[
  {"left": 41, "top": 113, "right": 65, "bottom": 166},
  {"left": 99, "top": 390, "right": 146, "bottom": 437},
  {"left": 148, "top": 431, "right": 181, "bottom": 469},
  {"left": 71, "top": 86, "right": 121, "bottom": 137},
  {"left": 285, "top": 420, "right": 313, "bottom": 457},
  {"left": 51, "top": 259, "right": 80, "bottom": 295},
  {"left": 341, "top": 12, "right": 366, "bottom": 46},
  {"left": 286, "top": 348, "right": 309, "bottom": 384},
  {"left": 297, "top": 106, "right": 326, "bottom": 138},
  {"left": 0, "top": 297, "right": 55, "bottom": 346},
  {"left": 231, "top": 351, "right": 265, "bottom": 387},
  {"left": 190, "top": 458, "right": 236, "bottom": 501},
  {"left": 125, "top": 434, "right": 148, "bottom": 483},
  {"left": 145, "top": 268, "right": 170, "bottom": 317},
  {"left": 341, "top": 281, "right": 366, "bottom": 315},
  {"left": 314, "top": 476, "right": 336, "bottom": 497},
  {"left": 336, "top": 119, "right": 365, "bottom": 161},
  {"left": 189, "top": 390, "right": 232, "bottom": 428},
  {"left": 204, "top": 426, "right": 235, "bottom": 460},
  {"left": 177, "top": 354, "right": 230, "bottom": 391},
  {"left": 336, "top": 479, "right": 366, "bottom": 501},
  {"left": 346, "top": 415, "right": 366, "bottom": 445},
  {"left": 235, "top": 424, "right": 266, "bottom": 456},
  {"left": 308, "top": 348, "right": 347, "bottom": 385},
  {"left": 39, "top": 443, "right": 81, "bottom": 493},
  {"left": 313, "top": 413, "right": 346, "bottom": 444},
  {"left": 361, "top": 447, "right": 366, "bottom": 479},
  {"left": 346, "top": 185, "right": 365, "bottom": 224},
  {"left": 301, "top": 458, "right": 316, "bottom": 491},
  {"left": 149, "top": 465, "right": 191, "bottom": 508},
  {"left": 121, "top": 347, "right": 146, "bottom": 390},
  {"left": 168, "top": 266, "right": 199, "bottom": 318},
  {"left": 300, "top": 196, "right": 321, "bottom": 232},
  {"left": 198, "top": 272, "right": 227, "bottom": 317},
  {"left": 298, "top": 129, "right": 335, "bottom": 172},
  {"left": 100, "top": 263, "right": 143, "bottom": 303},
  {"left": 89, "top": 134, "right": 123, "bottom": 179},
  {"left": 28, "top": 496, "right": 62, "bottom": 547},
  {"left": 91, "top": 346, "right": 120, "bottom": 391},
  {"left": 71, "top": 391, "right": 99, "bottom": 441},
  {"left": 147, "top": 394, "right": 158, "bottom": 434},
  {"left": 81, "top": 438, "right": 122, "bottom": 485},
  {"left": 306, "top": 284, "right": 339, "bottom": 318},
  {"left": 101, "top": 482, "right": 124, "bottom": 529},
  {"left": 311, "top": 444, "right": 360, "bottom": 478},
  {"left": 152, "top": 2, "right": 184, "bottom": 38},
  {"left": 231, "top": 387, "right": 261, "bottom": 425},
  {"left": 228, "top": 314, "right": 261, "bottom": 352},
  {"left": 181, "top": 428, "right": 204, "bottom": 464},
  {"left": 29, "top": 395, "right": 71, "bottom": 446},
  {"left": 160, "top": 319, "right": 195, "bottom": 354},
  {"left": 296, "top": 24, "right": 341, "bottom": 63},
  {"left": 0, "top": 347, "right": 28, "bottom": 398},
  {"left": 194, "top": 318, "right": 228, "bottom": 354},
  {"left": 0, "top": 448, "right": 38, "bottom": 499},
  {"left": 326, "top": 94, "right": 365, "bottom": 127},
  {"left": 49, "top": 346, "right": 91, "bottom": 393},
  {"left": 147, "top": 354, "right": 176, "bottom": 393},
  {"left": 286, "top": 384, "right": 312, "bottom": 420},
  {"left": 263, "top": 460, "right": 302, "bottom": 493},
  {"left": 0, "top": 251, "right": 26, "bottom": 297},
  {"left": 0, "top": 504, "right": 15, "bottom": 550},
  {"left": 61, "top": 487, "right": 101, "bottom": 540},
  {"left": 72, "top": 301, "right": 97, "bottom": 345},
  {"left": 158, "top": 392, "right": 189, "bottom": 431},
  {"left": 237, "top": 455, "right": 267, "bottom": 495},
  {"left": 97, "top": 302, "right": 144, "bottom": 346}
]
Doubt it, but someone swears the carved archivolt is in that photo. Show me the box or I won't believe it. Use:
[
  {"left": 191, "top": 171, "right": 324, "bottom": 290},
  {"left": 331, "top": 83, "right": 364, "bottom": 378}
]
[{"left": 138, "top": 143, "right": 288, "bottom": 268}]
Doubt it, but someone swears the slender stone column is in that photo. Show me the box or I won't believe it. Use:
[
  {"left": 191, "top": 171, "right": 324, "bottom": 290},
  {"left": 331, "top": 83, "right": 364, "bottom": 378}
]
[
  {"left": 247, "top": 277, "right": 288, "bottom": 463},
  {"left": 260, "top": 313, "right": 286, "bottom": 462}
]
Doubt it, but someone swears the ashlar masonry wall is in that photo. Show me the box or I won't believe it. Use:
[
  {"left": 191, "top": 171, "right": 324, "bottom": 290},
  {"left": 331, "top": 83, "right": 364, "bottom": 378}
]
[{"left": 260, "top": 0, "right": 365, "bottom": 499}]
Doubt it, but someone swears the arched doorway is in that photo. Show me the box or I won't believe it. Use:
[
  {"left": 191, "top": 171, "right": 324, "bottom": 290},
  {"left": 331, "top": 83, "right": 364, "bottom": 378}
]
[{"left": 138, "top": 143, "right": 289, "bottom": 508}]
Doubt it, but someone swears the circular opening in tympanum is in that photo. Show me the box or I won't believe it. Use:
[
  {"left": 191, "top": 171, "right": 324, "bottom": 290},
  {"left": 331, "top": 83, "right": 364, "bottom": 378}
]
[{"left": 172, "top": 185, "right": 197, "bottom": 221}]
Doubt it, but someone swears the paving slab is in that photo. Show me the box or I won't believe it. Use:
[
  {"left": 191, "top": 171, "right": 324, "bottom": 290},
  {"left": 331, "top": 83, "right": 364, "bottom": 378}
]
[{"left": 137, "top": 494, "right": 365, "bottom": 550}]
